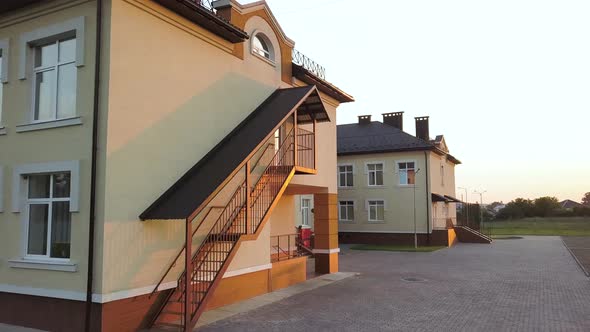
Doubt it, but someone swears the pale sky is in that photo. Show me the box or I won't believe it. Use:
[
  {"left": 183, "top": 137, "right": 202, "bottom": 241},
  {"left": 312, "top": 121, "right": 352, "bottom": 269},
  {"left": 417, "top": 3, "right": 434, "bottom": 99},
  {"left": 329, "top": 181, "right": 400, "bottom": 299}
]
[{"left": 246, "top": 0, "right": 590, "bottom": 204}]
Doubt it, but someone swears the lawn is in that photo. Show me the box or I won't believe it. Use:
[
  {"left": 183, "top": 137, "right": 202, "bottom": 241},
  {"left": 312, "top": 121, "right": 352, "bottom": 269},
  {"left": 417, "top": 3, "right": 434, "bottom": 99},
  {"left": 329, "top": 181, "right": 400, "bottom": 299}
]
[
  {"left": 350, "top": 244, "right": 446, "bottom": 252},
  {"left": 485, "top": 217, "right": 590, "bottom": 236}
]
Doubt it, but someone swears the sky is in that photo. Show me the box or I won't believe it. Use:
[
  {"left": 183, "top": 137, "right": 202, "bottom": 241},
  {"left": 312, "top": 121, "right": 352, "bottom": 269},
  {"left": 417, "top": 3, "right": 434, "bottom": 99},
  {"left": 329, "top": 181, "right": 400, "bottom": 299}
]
[{"left": 245, "top": 0, "right": 590, "bottom": 204}]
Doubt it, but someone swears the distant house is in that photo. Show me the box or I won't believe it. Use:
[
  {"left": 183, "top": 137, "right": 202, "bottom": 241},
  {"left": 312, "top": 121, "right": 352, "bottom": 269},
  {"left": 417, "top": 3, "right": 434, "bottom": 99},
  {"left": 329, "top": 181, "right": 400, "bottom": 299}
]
[
  {"left": 560, "top": 200, "right": 583, "bottom": 210},
  {"left": 335, "top": 113, "right": 465, "bottom": 247}
]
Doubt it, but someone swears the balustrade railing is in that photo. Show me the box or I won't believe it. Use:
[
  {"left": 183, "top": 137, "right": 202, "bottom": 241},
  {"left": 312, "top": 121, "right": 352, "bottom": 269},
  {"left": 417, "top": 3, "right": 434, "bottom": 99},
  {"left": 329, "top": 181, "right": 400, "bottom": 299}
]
[
  {"left": 292, "top": 49, "right": 326, "bottom": 80},
  {"left": 297, "top": 128, "right": 315, "bottom": 170}
]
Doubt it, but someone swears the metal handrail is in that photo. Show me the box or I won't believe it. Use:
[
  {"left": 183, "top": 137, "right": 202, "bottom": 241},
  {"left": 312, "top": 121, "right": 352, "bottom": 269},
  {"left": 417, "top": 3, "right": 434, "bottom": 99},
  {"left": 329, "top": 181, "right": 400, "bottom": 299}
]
[{"left": 149, "top": 205, "right": 222, "bottom": 298}]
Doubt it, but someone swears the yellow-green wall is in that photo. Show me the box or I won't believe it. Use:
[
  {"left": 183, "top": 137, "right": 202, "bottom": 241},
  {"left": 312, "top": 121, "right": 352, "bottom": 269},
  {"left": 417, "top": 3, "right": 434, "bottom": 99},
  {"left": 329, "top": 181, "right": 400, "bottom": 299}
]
[{"left": 0, "top": 0, "right": 97, "bottom": 296}]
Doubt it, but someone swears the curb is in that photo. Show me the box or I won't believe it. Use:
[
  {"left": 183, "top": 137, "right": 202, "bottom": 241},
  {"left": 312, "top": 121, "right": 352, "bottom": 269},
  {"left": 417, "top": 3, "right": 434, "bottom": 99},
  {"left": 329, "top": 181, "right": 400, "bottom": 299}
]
[{"left": 561, "top": 238, "right": 590, "bottom": 277}]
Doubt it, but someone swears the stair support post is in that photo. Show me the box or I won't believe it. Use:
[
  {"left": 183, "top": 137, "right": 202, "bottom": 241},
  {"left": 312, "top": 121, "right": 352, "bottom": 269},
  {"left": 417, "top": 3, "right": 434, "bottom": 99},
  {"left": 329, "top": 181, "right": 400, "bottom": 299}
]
[
  {"left": 245, "top": 161, "right": 252, "bottom": 234},
  {"left": 184, "top": 217, "right": 192, "bottom": 330},
  {"left": 312, "top": 113, "right": 317, "bottom": 170},
  {"left": 293, "top": 112, "right": 298, "bottom": 166}
]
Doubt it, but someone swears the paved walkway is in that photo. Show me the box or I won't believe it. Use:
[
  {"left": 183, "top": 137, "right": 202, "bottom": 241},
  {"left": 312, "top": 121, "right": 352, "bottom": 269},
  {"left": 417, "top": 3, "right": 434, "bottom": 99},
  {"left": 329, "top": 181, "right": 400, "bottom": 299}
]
[{"left": 200, "top": 236, "right": 590, "bottom": 332}]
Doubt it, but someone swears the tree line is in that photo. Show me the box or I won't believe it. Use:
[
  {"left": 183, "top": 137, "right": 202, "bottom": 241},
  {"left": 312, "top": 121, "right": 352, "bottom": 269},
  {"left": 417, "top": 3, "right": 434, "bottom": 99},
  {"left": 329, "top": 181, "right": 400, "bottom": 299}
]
[{"left": 494, "top": 193, "right": 590, "bottom": 219}]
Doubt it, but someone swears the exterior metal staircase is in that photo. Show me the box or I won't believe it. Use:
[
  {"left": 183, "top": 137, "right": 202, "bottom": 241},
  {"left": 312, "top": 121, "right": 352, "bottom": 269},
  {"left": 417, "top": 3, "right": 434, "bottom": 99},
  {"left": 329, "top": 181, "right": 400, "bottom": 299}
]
[{"left": 148, "top": 128, "right": 298, "bottom": 331}]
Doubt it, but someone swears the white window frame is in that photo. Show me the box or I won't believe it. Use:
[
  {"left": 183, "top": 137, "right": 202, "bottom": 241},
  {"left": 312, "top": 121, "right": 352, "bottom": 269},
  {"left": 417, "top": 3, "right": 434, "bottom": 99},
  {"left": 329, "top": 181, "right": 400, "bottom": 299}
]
[
  {"left": 366, "top": 162, "right": 384, "bottom": 187},
  {"left": 30, "top": 38, "right": 77, "bottom": 124},
  {"left": 397, "top": 160, "right": 417, "bottom": 186},
  {"left": 8, "top": 161, "right": 80, "bottom": 271},
  {"left": 366, "top": 199, "right": 385, "bottom": 222},
  {"left": 12, "top": 160, "right": 80, "bottom": 213},
  {"left": 337, "top": 164, "right": 354, "bottom": 188},
  {"left": 23, "top": 173, "right": 72, "bottom": 261},
  {"left": 0, "top": 165, "right": 4, "bottom": 212},
  {"left": 16, "top": 17, "right": 85, "bottom": 132},
  {"left": 0, "top": 38, "right": 9, "bottom": 135},
  {"left": 301, "top": 197, "right": 311, "bottom": 226},
  {"left": 338, "top": 200, "right": 355, "bottom": 222},
  {"left": 250, "top": 31, "right": 275, "bottom": 65}
]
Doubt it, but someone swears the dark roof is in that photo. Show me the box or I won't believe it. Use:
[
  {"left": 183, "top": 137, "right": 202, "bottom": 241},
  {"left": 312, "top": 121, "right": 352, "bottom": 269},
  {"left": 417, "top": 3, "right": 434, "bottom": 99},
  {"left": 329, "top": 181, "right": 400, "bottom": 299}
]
[
  {"left": 140, "top": 85, "right": 325, "bottom": 220},
  {"left": 337, "top": 121, "right": 461, "bottom": 164},
  {"left": 432, "top": 193, "right": 448, "bottom": 202},
  {"left": 338, "top": 121, "right": 433, "bottom": 155},
  {"left": 0, "top": 0, "right": 42, "bottom": 13},
  {"left": 292, "top": 64, "right": 354, "bottom": 103},
  {"left": 560, "top": 200, "right": 582, "bottom": 209},
  {"left": 155, "top": 0, "right": 248, "bottom": 43}
]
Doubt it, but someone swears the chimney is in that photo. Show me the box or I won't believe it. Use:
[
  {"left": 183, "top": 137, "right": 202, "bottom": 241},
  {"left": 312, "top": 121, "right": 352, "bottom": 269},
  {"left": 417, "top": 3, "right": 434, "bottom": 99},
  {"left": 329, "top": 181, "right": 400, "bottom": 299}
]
[
  {"left": 382, "top": 112, "right": 403, "bottom": 130},
  {"left": 358, "top": 115, "right": 371, "bottom": 125},
  {"left": 415, "top": 116, "right": 430, "bottom": 141}
]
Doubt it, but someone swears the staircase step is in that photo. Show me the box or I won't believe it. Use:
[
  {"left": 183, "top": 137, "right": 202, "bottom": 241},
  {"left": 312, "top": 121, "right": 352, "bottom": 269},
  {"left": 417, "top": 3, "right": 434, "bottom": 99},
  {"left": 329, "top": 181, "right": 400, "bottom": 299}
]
[
  {"left": 153, "top": 322, "right": 183, "bottom": 330},
  {"left": 162, "top": 310, "right": 183, "bottom": 316}
]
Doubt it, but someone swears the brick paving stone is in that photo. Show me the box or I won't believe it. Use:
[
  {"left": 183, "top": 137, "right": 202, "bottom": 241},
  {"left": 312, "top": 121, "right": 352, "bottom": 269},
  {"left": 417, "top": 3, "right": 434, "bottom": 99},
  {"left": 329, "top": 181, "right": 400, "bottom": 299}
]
[
  {"left": 199, "top": 236, "right": 590, "bottom": 332},
  {"left": 562, "top": 236, "right": 590, "bottom": 276}
]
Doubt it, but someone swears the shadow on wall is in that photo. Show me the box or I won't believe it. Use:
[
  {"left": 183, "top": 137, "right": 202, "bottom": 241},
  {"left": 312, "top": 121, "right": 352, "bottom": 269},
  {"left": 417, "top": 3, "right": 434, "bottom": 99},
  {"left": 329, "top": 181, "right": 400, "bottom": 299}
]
[{"left": 101, "top": 73, "right": 277, "bottom": 293}]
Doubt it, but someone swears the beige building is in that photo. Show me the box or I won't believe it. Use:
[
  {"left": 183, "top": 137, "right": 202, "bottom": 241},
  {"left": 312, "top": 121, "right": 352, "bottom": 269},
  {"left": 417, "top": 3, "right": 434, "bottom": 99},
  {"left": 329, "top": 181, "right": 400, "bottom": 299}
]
[
  {"left": 336, "top": 113, "right": 463, "bottom": 246},
  {"left": 0, "top": 1, "right": 352, "bottom": 331}
]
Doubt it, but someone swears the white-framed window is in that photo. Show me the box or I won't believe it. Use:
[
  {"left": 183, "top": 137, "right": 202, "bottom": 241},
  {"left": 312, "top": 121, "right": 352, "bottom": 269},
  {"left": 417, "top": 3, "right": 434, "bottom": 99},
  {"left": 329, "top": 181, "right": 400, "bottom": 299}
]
[
  {"left": 367, "top": 163, "right": 384, "bottom": 186},
  {"left": 0, "top": 52, "right": 4, "bottom": 126},
  {"left": 398, "top": 161, "right": 416, "bottom": 185},
  {"left": 31, "top": 38, "right": 77, "bottom": 123},
  {"left": 251, "top": 32, "right": 274, "bottom": 62},
  {"left": 338, "top": 164, "right": 353, "bottom": 187},
  {"left": 16, "top": 17, "right": 85, "bottom": 132},
  {"left": 0, "top": 38, "right": 8, "bottom": 130},
  {"left": 367, "top": 200, "right": 385, "bottom": 222},
  {"left": 301, "top": 197, "right": 311, "bottom": 226},
  {"left": 338, "top": 201, "right": 354, "bottom": 221},
  {"left": 25, "top": 172, "right": 72, "bottom": 259},
  {"left": 0, "top": 165, "right": 4, "bottom": 212}
]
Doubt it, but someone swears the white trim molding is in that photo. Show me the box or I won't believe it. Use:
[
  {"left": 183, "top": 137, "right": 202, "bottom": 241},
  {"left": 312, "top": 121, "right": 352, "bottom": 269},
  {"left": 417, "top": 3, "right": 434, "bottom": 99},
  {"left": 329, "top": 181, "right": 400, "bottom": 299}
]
[
  {"left": 0, "top": 127, "right": 6, "bottom": 135},
  {"left": 16, "top": 116, "right": 83, "bottom": 133},
  {"left": 12, "top": 160, "right": 81, "bottom": 212},
  {"left": 0, "top": 283, "right": 86, "bottom": 301},
  {"left": 0, "top": 165, "right": 4, "bottom": 212},
  {"left": 8, "top": 258, "right": 77, "bottom": 272},
  {"left": 0, "top": 38, "right": 9, "bottom": 83},
  {"left": 18, "top": 16, "right": 86, "bottom": 80},
  {"left": 313, "top": 248, "right": 340, "bottom": 254},
  {"left": 223, "top": 263, "right": 272, "bottom": 279}
]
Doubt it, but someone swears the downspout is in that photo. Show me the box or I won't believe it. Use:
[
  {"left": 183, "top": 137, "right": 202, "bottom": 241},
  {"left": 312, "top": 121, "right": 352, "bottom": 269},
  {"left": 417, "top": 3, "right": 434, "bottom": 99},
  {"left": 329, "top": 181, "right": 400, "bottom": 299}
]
[
  {"left": 424, "top": 151, "right": 431, "bottom": 245},
  {"left": 85, "top": 0, "right": 103, "bottom": 330}
]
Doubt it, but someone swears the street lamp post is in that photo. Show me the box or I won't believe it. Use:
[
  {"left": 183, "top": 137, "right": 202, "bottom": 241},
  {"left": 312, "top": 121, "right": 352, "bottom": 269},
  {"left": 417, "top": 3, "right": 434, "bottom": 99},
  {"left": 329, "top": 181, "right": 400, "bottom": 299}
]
[
  {"left": 473, "top": 190, "right": 487, "bottom": 230},
  {"left": 458, "top": 187, "right": 469, "bottom": 224}
]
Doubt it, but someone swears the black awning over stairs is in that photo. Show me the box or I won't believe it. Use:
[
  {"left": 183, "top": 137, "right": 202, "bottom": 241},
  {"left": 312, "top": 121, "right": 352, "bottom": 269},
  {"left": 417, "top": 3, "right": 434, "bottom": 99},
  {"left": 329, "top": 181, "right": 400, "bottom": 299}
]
[{"left": 140, "top": 85, "right": 327, "bottom": 220}]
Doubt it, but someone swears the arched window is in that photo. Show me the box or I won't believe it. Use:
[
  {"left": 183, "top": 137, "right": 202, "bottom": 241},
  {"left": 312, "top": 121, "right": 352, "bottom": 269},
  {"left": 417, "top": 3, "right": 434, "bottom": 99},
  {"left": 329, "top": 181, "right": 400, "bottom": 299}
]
[{"left": 252, "top": 33, "right": 274, "bottom": 61}]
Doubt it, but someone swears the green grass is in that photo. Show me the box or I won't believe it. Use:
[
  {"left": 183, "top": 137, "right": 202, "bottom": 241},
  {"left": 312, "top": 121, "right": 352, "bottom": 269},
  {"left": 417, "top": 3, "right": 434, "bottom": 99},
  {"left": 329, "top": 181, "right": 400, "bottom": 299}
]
[
  {"left": 350, "top": 244, "right": 446, "bottom": 252},
  {"left": 485, "top": 217, "right": 590, "bottom": 236}
]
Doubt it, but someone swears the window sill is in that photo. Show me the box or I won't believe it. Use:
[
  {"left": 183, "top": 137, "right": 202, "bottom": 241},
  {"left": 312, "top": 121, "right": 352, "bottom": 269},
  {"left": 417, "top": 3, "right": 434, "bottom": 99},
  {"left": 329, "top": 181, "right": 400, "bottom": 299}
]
[
  {"left": 252, "top": 51, "right": 276, "bottom": 67},
  {"left": 397, "top": 184, "right": 416, "bottom": 188},
  {"left": 16, "top": 117, "right": 82, "bottom": 133},
  {"left": 0, "top": 126, "right": 5, "bottom": 135},
  {"left": 8, "top": 258, "right": 77, "bottom": 272},
  {"left": 338, "top": 186, "right": 354, "bottom": 190},
  {"left": 339, "top": 220, "right": 355, "bottom": 224},
  {"left": 367, "top": 185, "right": 385, "bottom": 188},
  {"left": 367, "top": 220, "right": 386, "bottom": 224}
]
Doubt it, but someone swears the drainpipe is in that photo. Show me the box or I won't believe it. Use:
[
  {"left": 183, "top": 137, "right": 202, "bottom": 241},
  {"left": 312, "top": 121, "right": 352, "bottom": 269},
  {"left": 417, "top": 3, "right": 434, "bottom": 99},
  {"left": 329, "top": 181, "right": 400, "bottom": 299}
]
[
  {"left": 85, "top": 0, "right": 103, "bottom": 330},
  {"left": 424, "top": 151, "right": 431, "bottom": 245}
]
